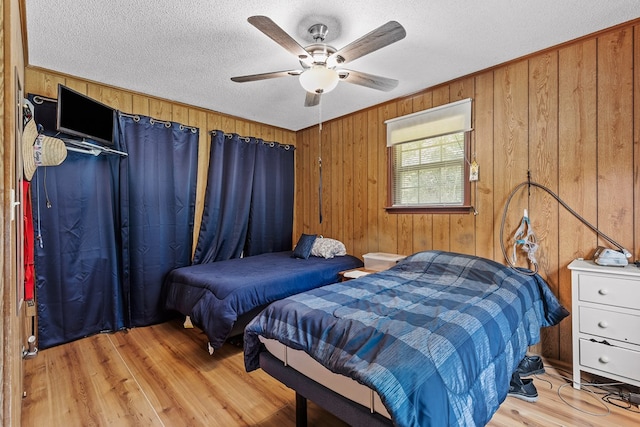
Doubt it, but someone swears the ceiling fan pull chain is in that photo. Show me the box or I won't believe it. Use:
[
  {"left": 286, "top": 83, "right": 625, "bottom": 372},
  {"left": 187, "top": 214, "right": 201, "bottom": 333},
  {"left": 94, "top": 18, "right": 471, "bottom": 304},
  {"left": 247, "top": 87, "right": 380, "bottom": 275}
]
[
  {"left": 318, "top": 161, "right": 323, "bottom": 224},
  {"left": 318, "top": 101, "right": 323, "bottom": 224}
]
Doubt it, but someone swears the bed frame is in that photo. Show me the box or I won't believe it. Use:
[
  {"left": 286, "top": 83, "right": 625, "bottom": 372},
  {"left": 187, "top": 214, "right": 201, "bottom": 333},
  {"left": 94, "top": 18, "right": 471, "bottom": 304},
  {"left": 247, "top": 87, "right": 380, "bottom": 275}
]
[
  {"left": 257, "top": 337, "right": 393, "bottom": 426},
  {"left": 259, "top": 351, "right": 393, "bottom": 427}
]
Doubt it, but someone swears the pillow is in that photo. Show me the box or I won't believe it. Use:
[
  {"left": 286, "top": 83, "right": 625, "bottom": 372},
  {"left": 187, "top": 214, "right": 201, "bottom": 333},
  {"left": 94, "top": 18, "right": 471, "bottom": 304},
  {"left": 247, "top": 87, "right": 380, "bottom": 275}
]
[
  {"left": 292, "top": 233, "right": 317, "bottom": 259},
  {"left": 311, "top": 237, "right": 347, "bottom": 259}
]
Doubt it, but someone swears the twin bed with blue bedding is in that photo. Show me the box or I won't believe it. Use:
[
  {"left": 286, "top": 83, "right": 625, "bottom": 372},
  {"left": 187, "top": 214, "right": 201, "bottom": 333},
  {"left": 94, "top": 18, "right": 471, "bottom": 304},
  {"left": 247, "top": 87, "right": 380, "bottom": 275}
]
[
  {"left": 163, "top": 250, "right": 363, "bottom": 352},
  {"left": 244, "top": 250, "right": 569, "bottom": 426}
]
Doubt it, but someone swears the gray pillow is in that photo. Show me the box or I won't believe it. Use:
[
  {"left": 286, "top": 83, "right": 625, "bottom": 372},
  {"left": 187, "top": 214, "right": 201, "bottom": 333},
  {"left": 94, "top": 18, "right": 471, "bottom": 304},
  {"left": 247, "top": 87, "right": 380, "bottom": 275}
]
[{"left": 311, "top": 238, "right": 347, "bottom": 259}]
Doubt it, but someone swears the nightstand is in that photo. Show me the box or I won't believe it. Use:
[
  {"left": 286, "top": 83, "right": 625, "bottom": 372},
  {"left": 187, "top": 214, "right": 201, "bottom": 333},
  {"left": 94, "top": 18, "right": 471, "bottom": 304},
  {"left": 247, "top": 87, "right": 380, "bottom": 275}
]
[{"left": 568, "top": 259, "right": 640, "bottom": 390}]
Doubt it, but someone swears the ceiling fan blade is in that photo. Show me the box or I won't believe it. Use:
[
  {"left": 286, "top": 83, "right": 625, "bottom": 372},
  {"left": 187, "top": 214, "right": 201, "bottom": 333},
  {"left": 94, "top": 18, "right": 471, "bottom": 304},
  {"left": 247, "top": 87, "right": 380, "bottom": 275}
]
[
  {"left": 304, "top": 91, "right": 321, "bottom": 107},
  {"left": 248, "top": 16, "right": 312, "bottom": 62},
  {"left": 231, "top": 70, "right": 302, "bottom": 83},
  {"left": 328, "top": 21, "right": 406, "bottom": 67},
  {"left": 338, "top": 69, "right": 399, "bottom": 91}
]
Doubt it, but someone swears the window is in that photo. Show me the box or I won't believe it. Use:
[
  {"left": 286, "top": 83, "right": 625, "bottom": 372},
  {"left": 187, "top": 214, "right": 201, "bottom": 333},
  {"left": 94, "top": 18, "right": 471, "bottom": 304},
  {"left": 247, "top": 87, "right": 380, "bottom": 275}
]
[{"left": 385, "top": 99, "right": 472, "bottom": 213}]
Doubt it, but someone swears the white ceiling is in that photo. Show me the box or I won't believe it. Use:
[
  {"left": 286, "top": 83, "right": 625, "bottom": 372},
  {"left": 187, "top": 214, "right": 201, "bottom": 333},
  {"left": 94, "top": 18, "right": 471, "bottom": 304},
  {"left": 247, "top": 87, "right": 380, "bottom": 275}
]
[{"left": 25, "top": 0, "right": 640, "bottom": 131}]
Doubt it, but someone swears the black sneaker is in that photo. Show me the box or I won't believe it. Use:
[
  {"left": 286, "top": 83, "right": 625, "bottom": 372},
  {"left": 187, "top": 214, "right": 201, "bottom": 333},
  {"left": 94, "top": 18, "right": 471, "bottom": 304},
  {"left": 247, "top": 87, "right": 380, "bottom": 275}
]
[
  {"left": 516, "top": 355, "right": 545, "bottom": 377},
  {"left": 508, "top": 372, "right": 539, "bottom": 402}
]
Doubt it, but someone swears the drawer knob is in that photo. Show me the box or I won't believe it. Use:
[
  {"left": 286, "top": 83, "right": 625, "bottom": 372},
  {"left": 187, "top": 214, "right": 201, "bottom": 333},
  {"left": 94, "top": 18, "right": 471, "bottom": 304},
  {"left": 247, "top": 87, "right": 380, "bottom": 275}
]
[
  {"left": 598, "top": 288, "right": 609, "bottom": 295},
  {"left": 599, "top": 356, "right": 610, "bottom": 364},
  {"left": 598, "top": 321, "right": 608, "bottom": 329}
]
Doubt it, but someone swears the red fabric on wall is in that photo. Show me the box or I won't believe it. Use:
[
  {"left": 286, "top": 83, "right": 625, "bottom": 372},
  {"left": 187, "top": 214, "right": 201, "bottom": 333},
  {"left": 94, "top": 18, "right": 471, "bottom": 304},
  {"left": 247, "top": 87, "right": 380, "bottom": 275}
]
[{"left": 23, "top": 180, "right": 35, "bottom": 300}]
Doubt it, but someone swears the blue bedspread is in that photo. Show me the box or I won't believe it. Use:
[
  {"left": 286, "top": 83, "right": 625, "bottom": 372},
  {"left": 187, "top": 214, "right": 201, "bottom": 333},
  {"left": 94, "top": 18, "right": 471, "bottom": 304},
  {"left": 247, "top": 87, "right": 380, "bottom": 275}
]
[
  {"left": 244, "top": 250, "right": 568, "bottom": 427},
  {"left": 163, "top": 251, "right": 363, "bottom": 350}
]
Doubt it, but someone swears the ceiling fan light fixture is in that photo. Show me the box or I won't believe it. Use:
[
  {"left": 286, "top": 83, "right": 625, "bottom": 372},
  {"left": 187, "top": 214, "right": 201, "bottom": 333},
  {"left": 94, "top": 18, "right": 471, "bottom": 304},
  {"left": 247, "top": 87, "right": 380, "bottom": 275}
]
[{"left": 299, "top": 66, "right": 339, "bottom": 94}]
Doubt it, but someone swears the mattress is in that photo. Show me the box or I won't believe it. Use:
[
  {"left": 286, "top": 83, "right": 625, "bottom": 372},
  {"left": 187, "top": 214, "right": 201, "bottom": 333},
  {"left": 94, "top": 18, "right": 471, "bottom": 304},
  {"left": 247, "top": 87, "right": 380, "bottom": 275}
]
[{"left": 164, "top": 251, "right": 363, "bottom": 350}]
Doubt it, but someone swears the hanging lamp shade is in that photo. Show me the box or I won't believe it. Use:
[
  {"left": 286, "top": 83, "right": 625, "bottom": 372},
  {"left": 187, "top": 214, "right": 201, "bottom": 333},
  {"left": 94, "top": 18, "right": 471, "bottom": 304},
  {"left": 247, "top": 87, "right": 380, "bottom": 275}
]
[{"left": 299, "top": 66, "right": 339, "bottom": 94}]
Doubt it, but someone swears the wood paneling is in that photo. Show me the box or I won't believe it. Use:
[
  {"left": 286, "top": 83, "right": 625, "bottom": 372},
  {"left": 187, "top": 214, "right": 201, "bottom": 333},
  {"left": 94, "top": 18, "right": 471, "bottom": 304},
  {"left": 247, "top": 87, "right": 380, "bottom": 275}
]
[
  {"left": 352, "top": 111, "right": 368, "bottom": 257},
  {"left": 376, "top": 104, "right": 398, "bottom": 253},
  {"left": 293, "top": 23, "right": 640, "bottom": 364},
  {"left": 473, "top": 71, "right": 495, "bottom": 260},
  {"left": 596, "top": 29, "right": 634, "bottom": 253},
  {"left": 557, "top": 38, "right": 598, "bottom": 362},
  {"left": 529, "top": 51, "right": 559, "bottom": 357},
  {"left": 493, "top": 60, "right": 529, "bottom": 266},
  {"left": 366, "top": 108, "right": 380, "bottom": 253}
]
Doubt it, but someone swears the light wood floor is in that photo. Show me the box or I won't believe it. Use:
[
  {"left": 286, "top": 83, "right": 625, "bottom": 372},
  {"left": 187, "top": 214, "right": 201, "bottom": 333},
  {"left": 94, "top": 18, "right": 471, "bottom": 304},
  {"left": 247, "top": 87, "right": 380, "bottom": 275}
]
[{"left": 22, "top": 319, "right": 640, "bottom": 426}]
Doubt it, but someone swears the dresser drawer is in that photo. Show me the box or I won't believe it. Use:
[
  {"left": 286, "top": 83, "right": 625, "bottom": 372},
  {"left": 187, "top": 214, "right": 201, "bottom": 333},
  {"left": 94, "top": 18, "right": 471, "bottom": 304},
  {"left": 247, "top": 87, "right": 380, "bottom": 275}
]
[
  {"left": 580, "top": 339, "right": 640, "bottom": 382},
  {"left": 579, "top": 306, "right": 640, "bottom": 345},
  {"left": 578, "top": 274, "right": 640, "bottom": 310}
]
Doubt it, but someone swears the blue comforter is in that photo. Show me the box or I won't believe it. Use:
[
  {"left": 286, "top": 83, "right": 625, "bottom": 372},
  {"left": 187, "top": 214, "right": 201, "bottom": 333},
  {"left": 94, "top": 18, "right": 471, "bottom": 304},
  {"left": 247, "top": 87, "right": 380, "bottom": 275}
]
[
  {"left": 244, "top": 250, "right": 569, "bottom": 426},
  {"left": 164, "top": 251, "right": 363, "bottom": 350}
]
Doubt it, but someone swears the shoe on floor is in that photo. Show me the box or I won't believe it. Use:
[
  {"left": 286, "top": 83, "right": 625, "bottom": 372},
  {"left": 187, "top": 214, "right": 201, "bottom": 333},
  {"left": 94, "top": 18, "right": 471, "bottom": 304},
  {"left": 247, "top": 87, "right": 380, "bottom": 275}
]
[
  {"left": 508, "top": 372, "right": 539, "bottom": 403},
  {"left": 516, "top": 355, "right": 545, "bottom": 377}
]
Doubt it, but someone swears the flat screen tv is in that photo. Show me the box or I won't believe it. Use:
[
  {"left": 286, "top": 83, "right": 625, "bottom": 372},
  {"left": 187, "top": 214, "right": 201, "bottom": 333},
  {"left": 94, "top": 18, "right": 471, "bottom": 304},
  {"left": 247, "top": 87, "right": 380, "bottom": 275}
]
[{"left": 56, "top": 84, "right": 115, "bottom": 146}]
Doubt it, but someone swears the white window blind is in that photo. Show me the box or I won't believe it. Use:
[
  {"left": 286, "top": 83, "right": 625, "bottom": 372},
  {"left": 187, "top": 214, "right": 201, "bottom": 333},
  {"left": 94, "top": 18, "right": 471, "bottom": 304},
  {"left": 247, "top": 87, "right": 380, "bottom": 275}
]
[
  {"left": 386, "top": 99, "right": 472, "bottom": 208},
  {"left": 385, "top": 98, "right": 472, "bottom": 147}
]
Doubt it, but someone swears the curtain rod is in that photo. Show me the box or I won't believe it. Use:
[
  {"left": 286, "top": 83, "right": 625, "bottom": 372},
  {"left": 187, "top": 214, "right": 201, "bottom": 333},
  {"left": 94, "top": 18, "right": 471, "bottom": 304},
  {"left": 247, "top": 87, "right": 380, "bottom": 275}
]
[
  {"left": 209, "top": 130, "right": 293, "bottom": 150},
  {"left": 119, "top": 112, "right": 197, "bottom": 133}
]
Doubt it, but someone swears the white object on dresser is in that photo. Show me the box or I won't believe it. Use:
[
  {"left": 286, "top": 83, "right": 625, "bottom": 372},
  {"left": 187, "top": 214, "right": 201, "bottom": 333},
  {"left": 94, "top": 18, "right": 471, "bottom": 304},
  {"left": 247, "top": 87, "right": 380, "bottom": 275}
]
[{"left": 568, "top": 259, "right": 640, "bottom": 390}]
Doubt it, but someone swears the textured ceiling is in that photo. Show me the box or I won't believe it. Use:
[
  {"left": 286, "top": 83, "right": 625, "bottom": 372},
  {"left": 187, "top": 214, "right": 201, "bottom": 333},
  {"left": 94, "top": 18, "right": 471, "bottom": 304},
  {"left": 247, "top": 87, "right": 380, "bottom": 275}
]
[{"left": 25, "top": 0, "right": 640, "bottom": 131}]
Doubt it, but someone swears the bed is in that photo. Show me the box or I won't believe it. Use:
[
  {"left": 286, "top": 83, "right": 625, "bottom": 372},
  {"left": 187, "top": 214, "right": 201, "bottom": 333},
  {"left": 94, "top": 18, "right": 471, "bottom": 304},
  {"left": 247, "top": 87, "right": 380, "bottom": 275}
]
[
  {"left": 163, "top": 249, "right": 363, "bottom": 352},
  {"left": 244, "top": 250, "right": 569, "bottom": 427}
]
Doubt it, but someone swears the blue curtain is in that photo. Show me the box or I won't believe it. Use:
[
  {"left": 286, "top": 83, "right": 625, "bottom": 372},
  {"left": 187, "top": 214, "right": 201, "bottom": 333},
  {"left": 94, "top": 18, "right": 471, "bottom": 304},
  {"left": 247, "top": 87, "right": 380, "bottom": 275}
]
[
  {"left": 32, "top": 153, "right": 125, "bottom": 349},
  {"left": 30, "top": 96, "right": 125, "bottom": 349},
  {"left": 193, "top": 131, "right": 295, "bottom": 263},
  {"left": 245, "top": 141, "right": 295, "bottom": 256},
  {"left": 118, "top": 115, "right": 199, "bottom": 327},
  {"left": 30, "top": 95, "right": 199, "bottom": 348}
]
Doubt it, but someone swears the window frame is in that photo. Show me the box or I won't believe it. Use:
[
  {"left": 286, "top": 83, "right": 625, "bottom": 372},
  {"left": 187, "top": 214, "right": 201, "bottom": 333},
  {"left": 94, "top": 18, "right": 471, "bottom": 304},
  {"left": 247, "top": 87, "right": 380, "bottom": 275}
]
[
  {"left": 384, "top": 98, "right": 473, "bottom": 215},
  {"left": 385, "top": 132, "right": 473, "bottom": 214},
  {"left": 386, "top": 131, "right": 472, "bottom": 214}
]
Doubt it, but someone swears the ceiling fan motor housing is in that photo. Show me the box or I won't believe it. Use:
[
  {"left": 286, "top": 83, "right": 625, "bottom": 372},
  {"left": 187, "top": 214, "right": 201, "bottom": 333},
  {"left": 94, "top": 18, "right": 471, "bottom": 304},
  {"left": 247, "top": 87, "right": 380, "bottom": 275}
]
[
  {"left": 308, "top": 23, "right": 329, "bottom": 42},
  {"left": 300, "top": 43, "right": 337, "bottom": 68}
]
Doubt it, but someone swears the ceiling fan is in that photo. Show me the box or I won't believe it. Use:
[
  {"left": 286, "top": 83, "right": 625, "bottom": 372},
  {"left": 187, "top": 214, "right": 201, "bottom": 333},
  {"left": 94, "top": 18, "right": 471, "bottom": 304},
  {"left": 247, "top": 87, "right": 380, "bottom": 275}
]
[{"left": 231, "top": 16, "right": 406, "bottom": 107}]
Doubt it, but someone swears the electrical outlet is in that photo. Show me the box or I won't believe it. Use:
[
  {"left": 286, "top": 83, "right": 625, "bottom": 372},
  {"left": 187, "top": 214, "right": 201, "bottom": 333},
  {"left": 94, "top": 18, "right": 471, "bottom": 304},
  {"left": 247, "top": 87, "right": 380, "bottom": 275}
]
[{"left": 469, "top": 160, "right": 479, "bottom": 182}]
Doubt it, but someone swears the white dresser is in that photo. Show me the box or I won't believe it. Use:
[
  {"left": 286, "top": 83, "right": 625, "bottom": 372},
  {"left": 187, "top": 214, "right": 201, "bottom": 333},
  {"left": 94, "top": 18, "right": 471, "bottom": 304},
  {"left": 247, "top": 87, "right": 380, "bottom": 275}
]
[{"left": 568, "top": 259, "right": 640, "bottom": 389}]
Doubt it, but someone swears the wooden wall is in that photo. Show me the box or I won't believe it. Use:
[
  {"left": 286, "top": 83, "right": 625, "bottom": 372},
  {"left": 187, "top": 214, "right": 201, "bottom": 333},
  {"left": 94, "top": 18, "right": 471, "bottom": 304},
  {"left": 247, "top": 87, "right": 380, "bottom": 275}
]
[
  {"left": 294, "top": 21, "right": 640, "bottom": 363},
  {"left": 24, "top": 67, "right": 297, "bottom": 251},
  {"left": 2, "top": 0, "right": 27, "bottom": 425}
]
